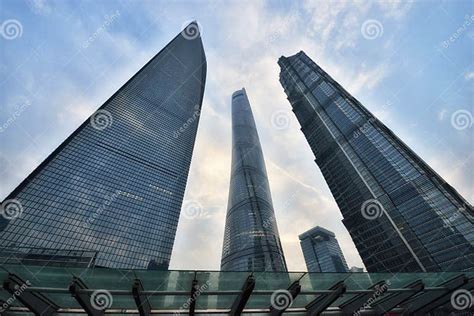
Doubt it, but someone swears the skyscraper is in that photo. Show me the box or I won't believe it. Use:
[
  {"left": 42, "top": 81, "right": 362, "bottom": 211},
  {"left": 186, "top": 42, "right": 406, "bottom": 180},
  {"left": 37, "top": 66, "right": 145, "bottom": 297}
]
[
  {"left": 220, "top": 88, "right": 287, "bottom": 272},
  {"left": 0, "top": 22, "right": 207, "bottom": 269},
  {"left": 299, "top": 226, "right": 349, "bottom": 273},
  {"left": 279, "top": 51, "right": 473, "bottom": 273}
]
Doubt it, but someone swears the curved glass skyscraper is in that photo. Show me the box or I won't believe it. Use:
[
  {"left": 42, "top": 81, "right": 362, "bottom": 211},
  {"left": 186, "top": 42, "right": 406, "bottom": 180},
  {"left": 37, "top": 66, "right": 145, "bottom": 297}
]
[
  {"left": 0, "top": 22, "right": 206, "bottom": 269},
  {"left": 279, "top": 51, "right": 473, "bottom": 273},
  {"left": 220, "top": 88, "right": 287, "bottom": 272}
]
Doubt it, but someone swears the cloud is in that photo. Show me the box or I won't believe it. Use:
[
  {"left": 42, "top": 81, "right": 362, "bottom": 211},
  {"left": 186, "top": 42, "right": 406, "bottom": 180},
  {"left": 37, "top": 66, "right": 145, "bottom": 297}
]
[
  {"left": 464, "top": 71, "right": 474, "bottom": 80},
  {"left": 3, "top": 0, "right": 472, "bottom": 274}
]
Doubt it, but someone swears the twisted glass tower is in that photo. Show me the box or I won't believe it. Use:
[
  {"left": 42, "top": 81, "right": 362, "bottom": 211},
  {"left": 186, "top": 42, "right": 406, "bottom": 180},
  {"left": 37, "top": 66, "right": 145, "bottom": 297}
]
[
  {"left": 279, "top": 51, "right": 473, "bottom": 273},
  {"left": 220, "top": 88, "right": 287, "bottom": 272},
  {"left": 0, "top": 22, "right": 206, "bottom": 269}
]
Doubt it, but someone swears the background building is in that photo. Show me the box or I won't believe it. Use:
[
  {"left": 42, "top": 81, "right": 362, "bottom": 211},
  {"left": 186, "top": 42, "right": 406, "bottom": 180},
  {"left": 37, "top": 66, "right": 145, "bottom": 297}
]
[
  {"left": 279, "top": 51, "right": 474, "bottom": 273},
  {"left": 299, "top": 226, "right": 349, "bottom": 273},
  {"left": 220, "top": 88, "right": 287, "bottom": 272},
  {"left": 349, "top": 266, "right": 364, "bottom": 273},
  {"left": 0, "top": 22, "right": 207, "bottom": 269}
]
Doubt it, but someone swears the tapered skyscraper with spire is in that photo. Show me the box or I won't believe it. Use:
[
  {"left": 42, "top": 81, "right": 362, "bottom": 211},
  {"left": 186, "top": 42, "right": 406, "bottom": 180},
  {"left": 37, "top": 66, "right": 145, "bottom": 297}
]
[
  {"left": 220, "top": 88, "right": 287, "bottom": 272},
  {"left": 279, "top": 51, "right": 473, "bottom": 273},
  {"left": 0, "top": 22, "right": 206, "bottom": 269}
]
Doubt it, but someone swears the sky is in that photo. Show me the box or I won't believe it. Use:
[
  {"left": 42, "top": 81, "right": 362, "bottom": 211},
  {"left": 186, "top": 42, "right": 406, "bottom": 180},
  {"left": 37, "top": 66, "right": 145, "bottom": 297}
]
[{"left": 0, "top": 0, "right": 473, "bottom": 271}]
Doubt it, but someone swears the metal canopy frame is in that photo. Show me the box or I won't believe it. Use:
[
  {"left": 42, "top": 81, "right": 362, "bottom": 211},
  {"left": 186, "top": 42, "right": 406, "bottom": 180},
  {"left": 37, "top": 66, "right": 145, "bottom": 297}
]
[
  {"left": 3, "top": 273, "right": 59, "bottom": 316},
  {"left": 269, "top": 280, "right": 302, "bottom": 316},
  {"left": 305, "top": 281, "right": 346, "bottom": 315},
  {"left": 339, "top": 280, "right": 388, "bottom": 313},
  {"left": 401, "top": 274, "right": 467, "bottom": 313},
  {"left": 371, "top": 279, "right": 424, "bottom": 313},
  {"left": 229, "top": 274, "right": 255, "bottom": 316},
  {"left": 0, "top": 265, "right": 472, "bottom": 315},
  {"left": 415, "top": 276, "right": 474, "bottom": 314},
  {"left": 69, "top": 277, "right": 104, "bottom": 316},
  {"left": 132, "top": 278, "right": 152, "bottom": 316}
]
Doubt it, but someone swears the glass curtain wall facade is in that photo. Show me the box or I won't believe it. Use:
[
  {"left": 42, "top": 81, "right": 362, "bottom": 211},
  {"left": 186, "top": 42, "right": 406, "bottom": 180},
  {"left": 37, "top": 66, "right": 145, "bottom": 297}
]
[
  {"left": 299, "top": 226, "right": 349, "bottom": 273},
  {"left": 279, "top": 51, "right": 473, "bottom": 273},
  {"left": 220, "top": 88, "right": 287, "bottom": 272},
  {"left": 0, "top": 22, "right": 207, "bottom": 269}
]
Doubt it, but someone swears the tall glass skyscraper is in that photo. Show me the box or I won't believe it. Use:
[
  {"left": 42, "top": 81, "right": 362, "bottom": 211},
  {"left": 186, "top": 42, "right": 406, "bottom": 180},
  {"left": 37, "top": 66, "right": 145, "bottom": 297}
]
[
  {"left": 0, "top": 22, "right": 206, "bottom": 269},
  {"left": 220, "top": 88, "right": 287, "bottom": 272},
  {"left": 279, "top": 51, "right": 473, "bottom": 273},
  {"left": 299, "top": 226, "right": 349, "bottom": 273}
]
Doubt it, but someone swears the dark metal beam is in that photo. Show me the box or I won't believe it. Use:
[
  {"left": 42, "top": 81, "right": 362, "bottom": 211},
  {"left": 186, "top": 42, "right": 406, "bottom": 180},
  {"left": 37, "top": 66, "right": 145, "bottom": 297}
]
[
  {"left": 269, "top": 280, "right": 301, "bottom": 316},
  {"left": 371, "top": 279, "right": 424, "bottom": 314},
  {"left": 132, "top": 278, "right": 151, "bottom": 316},
  {"left": 69, "top": 277, "right": 104, "bottom": 316},
  {"left": 415, "top": 276, "right": 473, "bottom": 314},
  {"left": 305, "top": 281, "right": 346, "bottom": 315},
  {"left": 3, "top": 273, "right": 58, "bottom": 316},
  {"left": 189, "top": 278, "right": 199, "bottom": 316},
  {"left": 402, "top": 274, "right": 467, "bottom": 314},
  {"left": 339, "top": 280, "right": 388, "bottom": 314},
  {"left": 229, "top": 275, "right": 255, "bottom": 316}
]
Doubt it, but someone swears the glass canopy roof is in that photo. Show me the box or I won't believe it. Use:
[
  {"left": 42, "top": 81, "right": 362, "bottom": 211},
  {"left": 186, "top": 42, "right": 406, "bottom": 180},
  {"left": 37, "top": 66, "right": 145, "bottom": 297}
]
[{"left": 0, "top": 264, "right": 472, "bottom": 315}]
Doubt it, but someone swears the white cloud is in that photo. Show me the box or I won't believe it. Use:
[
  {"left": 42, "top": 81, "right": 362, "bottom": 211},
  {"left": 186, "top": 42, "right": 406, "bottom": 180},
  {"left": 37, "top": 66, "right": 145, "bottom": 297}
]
[
  {"left": 5, "top": 0, "right": 472, "bottom": 274},
  {"left": 464, "top": 71, "right": 474, "bottom": 80}
]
